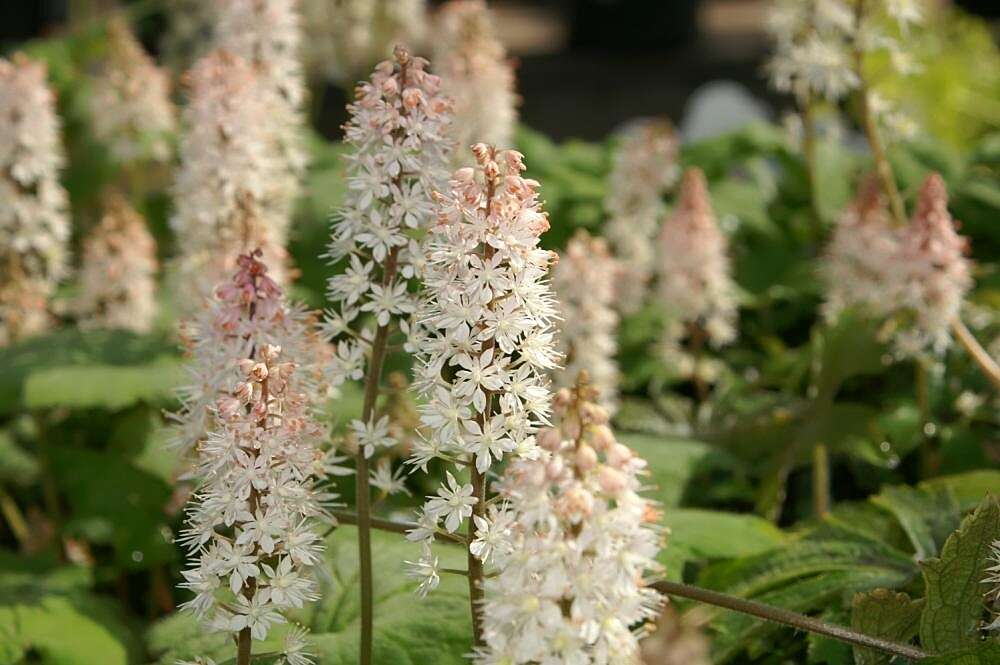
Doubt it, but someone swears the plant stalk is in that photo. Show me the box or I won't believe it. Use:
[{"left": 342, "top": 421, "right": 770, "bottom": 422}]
[
  {"left": 812, "top": 443, "right": 830, "bottom": 518},
  {"left": 467, "top": 467, "right": 487, "bottom": 647},
  {"left": 653, "top": 580, "right": 928, "bottom": 660},
  {"left": 0, "top": 485, "right": 29, "bottom": 548},
  {"left": 951, "top": 318, "right": 1000, "bottom": 390}
]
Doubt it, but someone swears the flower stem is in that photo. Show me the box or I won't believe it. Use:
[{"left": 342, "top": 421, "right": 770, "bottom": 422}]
[
  {"left": 951, "top": 317, "right": 1000, "bottom": 390},
  {"left": 467, "top": 467, "right": 487, "bottom": 648},
  {"left": 0, "top": 485, "right": 29, "bottom": 548},
  {"left": 653, "top": 580, "right": 928, "bottom": 660},
  {"left": 801, "top": 91, "right": 824, "bottom": 231},
  {"left": 853, "top": 0, "right": 906, "bottom": 227},
  {"left": 330, "top": 511, "right": 929, "bottom": 660},
  {"left": 812, "top": 443, "right": 830, "bottom": 518}
]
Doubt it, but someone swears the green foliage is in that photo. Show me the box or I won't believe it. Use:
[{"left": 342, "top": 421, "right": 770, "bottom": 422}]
[
  {"left": 850, "top": 589, "right": 923, "bottom": 665},
  {"left": 919, "top": 495, "right": 1000, "bottom": 654}
]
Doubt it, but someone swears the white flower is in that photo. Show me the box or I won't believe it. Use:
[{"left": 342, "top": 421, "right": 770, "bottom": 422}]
[
  {"left": 0, "top": 54, "right": 69, "bottom": 346},
  {"left": 603, "top": 118, "right": 678, "bottom": 314},
  {"left": 425, "top": 472, "right": 477, "bottom": 533},
  {"left": 369, "top": 459, "right": 411, "bottom": 496},
  {"left": 283, "top": 624, "right": 315, "bottom": 665},
  {"left": 476, "top": 376, "right": 664, "bottom": 664},
  {"left": 170, "top": 51, "right": 291, "bottom": 299},
  {"left": 553, "top": 230, "right": 621, "bottom": 413},
  {"left": 176, "top": 252, "right": 332, "bottom": 644},
  {"left": 351, "top": 415, "right": 396, "bottom": 459},
  {"left": 433, "top": 0, "right": 517, "bottom": 159},
  {"left": 408, "top": 144, "right": 558, "bottom": 594},
  {"left": 657, "top": 168, "right": 738, "bottom": 350},
  {"left": 405, "top": 541, "right": 441, "bottom": 598},
  {"left": 73, "top": 192, "right": 158, "bottom": 333},
  {"left": 88, "top": 17, "right": 175, "bottom": 164}
]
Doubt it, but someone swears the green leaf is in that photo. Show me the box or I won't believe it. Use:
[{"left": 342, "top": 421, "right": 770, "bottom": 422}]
[
  {"left": 813, "top": 312, "right": 886, "bottom": 401},
  {"left": 850, "top": 589, "right": 923, "bottom": 665},
  {"left": 919, "top": 642, "right": 1000, "bottom": 665},
  {"left": 0, "top": 565, "right": 137, "bottom": 665},
  {"left": 871, "top": 485, "right": 961, "bottom": 560},
  {"left": 0, "top": 429, "right": 39, "bottom": 485},
  {"left": 920, "top": 471, "right": 1000, "bottom": 511},
  {"left": 619, "top": 434, "right": 736, "bottom": 507},
  {"left": 659, "top": 509, "right": 787, "bottom": 580},
  {"left": 919, "top": 495, "right": 1000, "bottom": 654},
  {"left": 0, "top": 329, "right": 183, "bottom": 414}
]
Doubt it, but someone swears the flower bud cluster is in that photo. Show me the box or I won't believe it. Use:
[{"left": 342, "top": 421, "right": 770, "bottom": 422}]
[
  {"left": 302, "top": 0, "right": 427, "bottom": 84},
  {"left": 656, "top": 168, "right": 737, "bottom": 349},
  {"left": 476, "top": 375, "right": 664, "bottom": 664},
  {"left": 823, "top": 173, "right": 972, "bottom": 357},
  {"left": 170, "top": 51, "right": 290, "bottom": 295},
  {"left": 0, "top": 54, "right": 70, "bottom": 346},
  {"left": 213, "top": 0, "right": 308, "bottom": 219},
  {"left": 171, "top": 251, "right": 327, "bottom": 457},
  {"left": 89, "top": 17, "right": 176, "bottom": 164},
  {"left": 553, "top": 230, "right": 621, "bottom": 413},
  {"left": 891, "top": 173, "right": 972, "bottom": 356},
  {"left": 74, "top": 191, "right": 158, "bottom": 333},
  {"left": 433, "top": 0, "right": 517, "bottom": 158},
  {"left": 604, "top": 118, "right": 678, "bottom": 314},
  {"left": 178, "top": 341, "right": 328, "bottom": 657},
  {"left": 322, "top": 46, "right": 452, "bottom": 397},
  {"left": 405, "top": 145, "right": 558, "bottom": 583}
]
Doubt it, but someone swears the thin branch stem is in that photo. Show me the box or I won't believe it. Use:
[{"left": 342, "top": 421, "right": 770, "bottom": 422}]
[
  {"left": 812, "top": 443, "right": 830, "bottom": 518},
  {"left": 951, "top": 318, "right": 1000, "bottom": 390},
  {"left": 853, "top": 0, "right": 907, "bottom": 227},
  {"left": 653, "top": 581, "right": 928, "bottom": 661},
  {"left": 0, "top": 485, "right": 29, "bottom": 548},
  {"left": 330, "top": 510, "right": 465, "bottom": 544}
]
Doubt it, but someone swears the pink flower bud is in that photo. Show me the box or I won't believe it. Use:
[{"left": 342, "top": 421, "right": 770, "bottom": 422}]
[
  {"left": 538, "top": 427, "right": 561, "bottom": 451},
  {"left": 598, "top": 465, "right": 627, "bottom": 495},
  {"left": 575, "top": 444, "right": 598, "bottom": 471},
  {"left": 590, "top": 424, "right": 615, "bottom": 451}
]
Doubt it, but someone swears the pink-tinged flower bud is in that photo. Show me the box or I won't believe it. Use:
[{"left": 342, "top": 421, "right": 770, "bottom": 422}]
[
  {"left": 402, "top": 87, "right": 423, "bottom": 109},
  {"left": 580, "top": 402, "right": 609, "bottom": 426},
  {"left": 607, "top": 442, "right": 634, "bottom": 469},
  {"left": 239, "top": 359, "right": 257, "bottom": 376},
  {"left": 598, "top": 465, "right": 627, "bottom": 495},
  {"left": 575, "top": 444, "right": 598, "bottom": 472},
  {"left": 262, "top": 344, "right": 282, "bottom": 362},
  {"left": 590, "top": 424, "right": 615, "bottom": 451},
  {"left": 234, "top": 381, "right": 254, "bottom": 403},
  {"left": 538, "top": 427, "right": 562, "bottom": 451},
  {"left": 562, "top": 415, "right": 581, "bottom": 441},
  {"left": 553, "top": 388, "right": 573, "bottom": 410},
  {"left": 545, "top": 456, "right": 565, "bottom": 481},
  {"left": 471, "top": 142, "right": 491, "bottom": 163},
  {"left": 556, "top": 484, "right": 594, "bottom": 523},
  {"left": 251, "top": 399, "right": 268, "bottom": 421},
  {"left": 250, "top": 362, "right": 269, "bottom": 382},
  {"left": 216, "top": 395, "right": 242, "bottom": 420}
]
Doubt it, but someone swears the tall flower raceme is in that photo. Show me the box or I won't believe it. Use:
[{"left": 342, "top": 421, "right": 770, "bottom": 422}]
[
  {"left": 889, "top": 173, "right": 972, "bottom": 357},
  {"left": 603, "top": 118, "right": 679, "bottom": 314},
  {"left": 301, "top": 0, "right": 427, "bottom": 85},
  {"left": 655, "top": 168, "right": 737, "bottom": 389},
  {"left": 320, "top": 45, "right": 452, "bottom": 665},
  {"left": 176, "top": 251, "right": 337, "bottom": 665},
  {"left": 405, "top": 144, "right": 559, "bottom": 646},
  {"left": 74, "top": 191, "right": 158, "bottom": 333},
  {"left": 213, "top": 0, "right": 308, "bottom": 237},
  {"left": 821, "top": 173, "right": 900, "bottom": 321},
  {"left": 89, "top": 17, "right": 176, "bottom": 166},
  {"left": 433, "top": 0, "right": 518, "bottom": 161},
  {"left": 475, "top": 373, "right": 664, "bottom": 664},
  {"left": 171, "top": 51, "right": 290, "bottom": 299},
  {"left": 0, "top": 54, "right": 70, "bottom": 347},
  {"left": 553, "top": 229, "right": 621, "bottom": 414}
]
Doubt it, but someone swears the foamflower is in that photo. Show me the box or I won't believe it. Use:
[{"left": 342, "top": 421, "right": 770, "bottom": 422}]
[
  {"left": 433, "top": 0, "right": 518, "bottom": 158},
  {"left": 476, "top": 373, "right": 664, "bottom": 664},
  {"left": 553, "top": 229, "right": 621, "bottom": 413},
  {"left": 604, "top": 118, "right": 679, "bottom": 314},
  {"left": 0, "top": 54, "right": 69, "bottom": 346},
  {"left": 74, "top": 191, "right": 158, "bottom": 333}
]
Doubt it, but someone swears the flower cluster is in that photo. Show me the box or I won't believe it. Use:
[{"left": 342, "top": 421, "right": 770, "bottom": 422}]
[
  {"left": 89, "top": 17, "right": 176, "bottom": 165},
  {"left": 823, "top": 173, "right": 972, "bottom": 357},
  {"left": 656, "top": 168, "right": 737, "bottom": 351},
  {"left": 406, "top": 144, "right": 558, "bottom": 582},
  {"left": 604, "top": 118, "right": 679, "bottom": 314},
  {"left": 766, "top": 0, "right": 924, "bottom": 136},
  {"left": 433, "top": 0, "right": 518, "bottom": 158},
  {"left": 891, "top": 173, "right": 972, "bottom": 356},
  {"left": 170, "top": 51, "right": 290, "bottom": 296},
  {"left": 74, "top": 191, "right": 158, "bottom": 333},
  {"left": 553, "top": 230, "right": 621, "bottom": 414},
  {"left": 213, "top": 0, "right": 308, "bottom": 239},
  {"left": 171, "top": 251, "right": 327, "bottom": 456},
  {"left": 322, "top": 46, "right": 452, "bottom": 397},
  {"left": 0, "top": 54, "right": 70, "bottom": 346},
  {"left": 476, "top": 374, "right": 664, "bottom": 664},
  {"left": 302, "top": 0, "right": 427, "bottom": 84},
  {"left": 177, "top": 251, "right": 336, "bottom": 662},
  {"left": 821, "top": 174, "right": 899, "bottom": 321}
]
